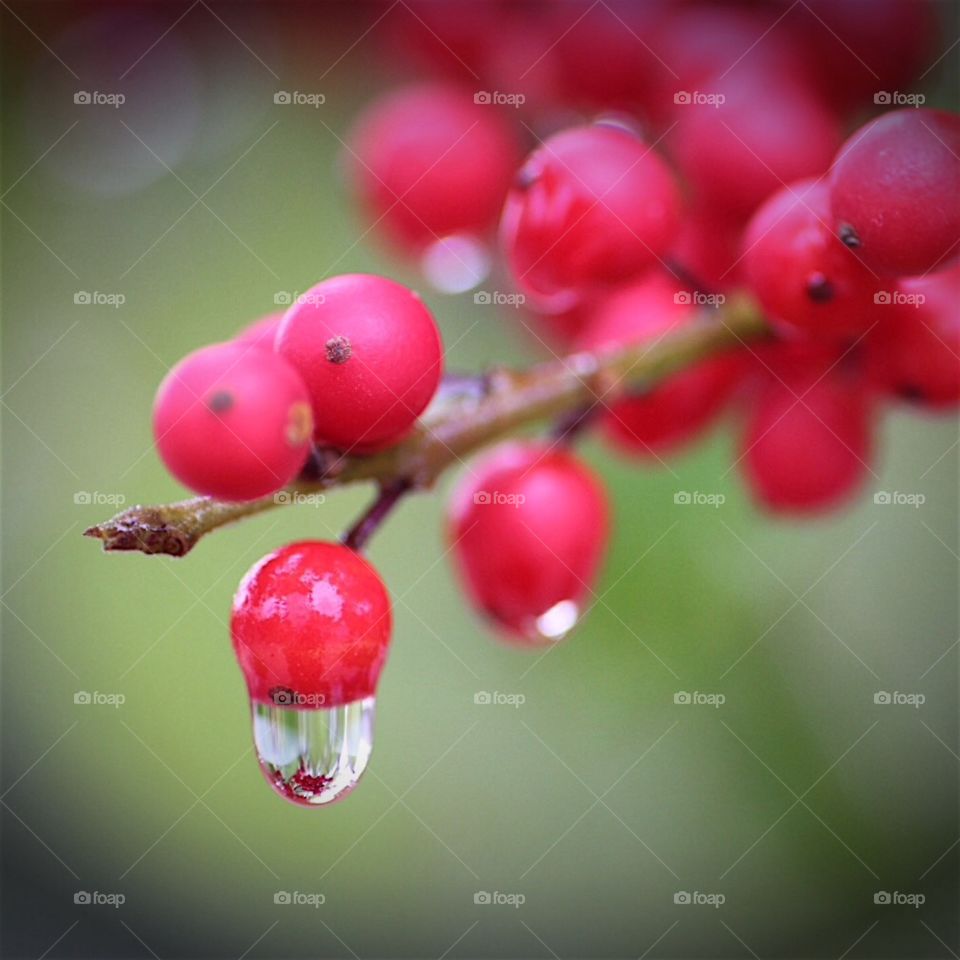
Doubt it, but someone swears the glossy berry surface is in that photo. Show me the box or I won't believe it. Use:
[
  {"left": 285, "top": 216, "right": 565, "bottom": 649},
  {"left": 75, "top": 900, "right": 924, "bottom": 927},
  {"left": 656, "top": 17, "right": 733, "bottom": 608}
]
[
  {"left": 577, "top": 273, "right": 745, "bottom": 456},
  {"left": 153, "top": 342, "right": 312, "bottom": 501},
  {"left": 743, "top": 178, "right": 884, "bottom": 339},
  {"left": 231, "top": 541, "right": 392, "bottom": 706},
  {"left": 275, "top": 274, "right": 443, "bottom": 452},
  {"left": 448, "top": 442, "right": 609, "bottom": 643},
  {"left": 739, "top": 357, "right": 874, "bottom": 515},
  {"left": 500, "top": 124, "right": 682, "bottom": 310},
  {"left": 347, "top": 83, "right": 520, "bottom": 251},
  {"left": 866, "top": 266, "right": 960, "bottom": 410},
  {"left": 829, "top": 110, "right": 960, "bottom": 276}
]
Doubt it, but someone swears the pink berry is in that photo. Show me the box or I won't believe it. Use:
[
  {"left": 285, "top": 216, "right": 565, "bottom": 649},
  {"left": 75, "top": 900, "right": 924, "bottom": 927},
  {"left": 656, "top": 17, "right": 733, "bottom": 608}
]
[
  {"left": 829, "top": 109, "right": 960, "bottom": 276},
  {"left": 743, "top": 178, "right": 885, "bottom": 339},
  {"left": 347, "top": 83, "right": 520, "bottom": 252},
  {"left": 447, "top": 443, "right": 609, "bottom": 643},
  {"left": 276, "top": 274, "right": 443, "bottom": 452},
  {"left": 231, "top": 541, "right": 392, "bottom": 707},
  {"left": 739, "top": 355, "right": 874, "bottom": 515},
  {"left": 500, "top": 123, "right": 682, "bottom": 310},
  {"left": 153, "top": 342, "right": 312, "bottom": 501},
  {"left": 669, "top": 72, "right": 840, "bottom": 217},
  {"left": 576, "top": 273, "right": 745, "bottom": 456},
  {"left": 866, "top": 266, "right": 960, "bottom": 410}
]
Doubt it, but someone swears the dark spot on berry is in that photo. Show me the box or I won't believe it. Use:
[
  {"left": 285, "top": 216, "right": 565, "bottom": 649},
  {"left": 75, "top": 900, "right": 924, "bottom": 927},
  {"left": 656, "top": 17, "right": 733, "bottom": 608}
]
[
  {"left": 897, "top": 384, "right": 926, "bottom": 403},
  {"left": 515, "top": 166, "right": 539, "bottom": 190},
  {"left": 838, "top": 223, "right": 861, "bottom": 248},
  {"left": 208, "top": 390, "right": 233, "bottom": 413},
  {"left": 806, "top": 273, "right": 835, "bottom": 303},
  {"left": 325, "top": 335, "right": 352, "bottom": 364}
]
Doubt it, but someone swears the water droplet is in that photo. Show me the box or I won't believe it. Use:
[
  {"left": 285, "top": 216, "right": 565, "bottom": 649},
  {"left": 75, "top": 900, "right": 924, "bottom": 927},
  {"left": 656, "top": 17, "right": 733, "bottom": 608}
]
[
  {"left": 251, "top": 697, "right": 375, "bottom": 807},
  {"left": 532, "top": 600, "right": 580, "bottom": 641},
  {"left": 420, "top": 235, "right": 490, "bottom": 294}
]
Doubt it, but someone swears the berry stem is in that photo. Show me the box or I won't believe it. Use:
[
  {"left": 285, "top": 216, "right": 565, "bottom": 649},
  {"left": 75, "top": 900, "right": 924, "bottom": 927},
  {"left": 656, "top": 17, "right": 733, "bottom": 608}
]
[
  {"left": 85, "top": 297, "right": 767, "bottom": 558},
  {"left": 342, "top": 479, "right": 412, "bottom": 552}
]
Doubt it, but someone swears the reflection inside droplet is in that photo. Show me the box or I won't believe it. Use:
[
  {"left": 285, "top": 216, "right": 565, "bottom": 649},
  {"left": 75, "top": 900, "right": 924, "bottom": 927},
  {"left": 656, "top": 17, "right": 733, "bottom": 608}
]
[
  {"left": 533, "top": 600, "right": 580, "bottom": 640},
  {"left": 420, "top": 235, "right": 491, "bottom": 294},
  {"left": 251, "top": 697, "right": 375, "bottom": 807}
]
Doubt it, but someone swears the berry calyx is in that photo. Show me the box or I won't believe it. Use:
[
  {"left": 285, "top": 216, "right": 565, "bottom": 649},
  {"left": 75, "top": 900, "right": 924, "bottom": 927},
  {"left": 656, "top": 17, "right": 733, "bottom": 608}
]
[
  {"left": 828, "top": 109, "right": 960, "bottom": 276},
  {"left": 447, "top": 442, "right": 609, "bottom": 643},
  {"left": 742, "top": 178, "right": 885, "bottom": 339},
  {"left": 865, "top": 266, "right": 960, "bottom": 410},
  {"left": 500, "top": 123, "right": 682, "bottom": 310},
  {"left": 275, "top": 274, "right": 444, "bottom": 452},
  {"left": 347, "top": 83, "right": 520, "bottom": 252},
  {"left": 153, "top": 342, "right": 312, "bottom": 502}
]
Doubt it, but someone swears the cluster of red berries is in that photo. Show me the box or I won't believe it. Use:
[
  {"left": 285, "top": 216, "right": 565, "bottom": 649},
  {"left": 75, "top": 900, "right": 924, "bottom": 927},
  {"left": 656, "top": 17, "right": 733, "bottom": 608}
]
[{"left": 146, "top": 0, "right": 958, "bottom": 806}]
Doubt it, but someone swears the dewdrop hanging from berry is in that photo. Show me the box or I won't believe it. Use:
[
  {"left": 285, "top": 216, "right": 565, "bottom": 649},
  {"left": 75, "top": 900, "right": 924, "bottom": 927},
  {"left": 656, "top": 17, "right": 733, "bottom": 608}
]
[{"left": 230, "top": 541, "right": 392, "bottom": 807}]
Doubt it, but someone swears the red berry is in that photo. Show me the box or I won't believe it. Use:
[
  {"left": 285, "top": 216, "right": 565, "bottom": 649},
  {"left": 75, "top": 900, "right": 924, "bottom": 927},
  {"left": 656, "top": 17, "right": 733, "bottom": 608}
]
[
  {"left": 231, "top": 541, "right": 392, "bottom": 707},
  {"left": 231, "top": 541, "right": 392, "bottom": 807},
  {"left": 153, "top": 342, "right": 312, "bottom": 501},
  {"left": 743, "top": 178, "right": 885, "bottom": 339},
  {"left": 669, "top": 72, "right": 840, "bottom": 217},
  {"left": 448, "top": 442, "right": 609, "bottom": 643},
  {"left": 500, "top": 123, "right": 682, "bottom": 310},
  {"left": 234, "top": 311, "right": 282, "bottom": 351},
  {"left": 866, "top": 267, "right": 960, "bottom": 410},
  {"left": 829, "top": 109, "right": 960, "bottom": 276},
  {"left": 347, "top": 83, "right": 520, "bottom": 252},
  {"left": 576, "top": 273, "right": 745, "bottom": 456},
  {"left": 275, "top": 274, "right": 444, "bottom": 452},
  {"left": 739, "top": 356, "right": 874, "bottom": 515}
]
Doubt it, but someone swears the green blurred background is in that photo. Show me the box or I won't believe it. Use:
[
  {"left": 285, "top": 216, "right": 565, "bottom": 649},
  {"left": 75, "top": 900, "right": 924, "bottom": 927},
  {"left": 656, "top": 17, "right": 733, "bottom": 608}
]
[{"left": 2, "top": 3, "right": 957, "bottom": 958}]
